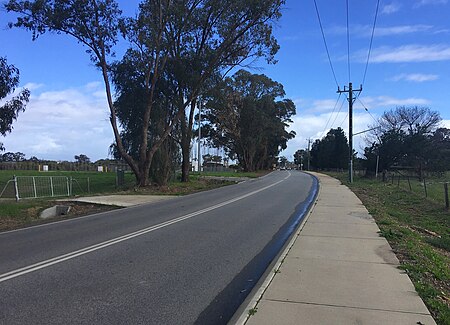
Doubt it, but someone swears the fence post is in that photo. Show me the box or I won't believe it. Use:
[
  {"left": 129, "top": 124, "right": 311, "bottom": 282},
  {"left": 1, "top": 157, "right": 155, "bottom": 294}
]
[
  {"left": 70, "top": 177, "right": 73, "bottom": 196},
  {"left": 407, "top": 176, "right": 412, "bottom": 191},
  {"left": 66, "top": 177, "right": 70, "bottom": 197},
  {"left": 33, "top": 176, "right": 37, "bottom": 198},
  {"left": 444, "top": 183, "right": 449, "bottom": 210},
  {"left": 50, "top": 176, "right": 54, "bottom": 197},
  {"left": 13, "top": 175, "right": 19, "bottom": 201},
  {"left": 87, "top": 177, "right": 90, "bottom": 194},
  {"left": 423, "top": 178, "right": 428, "bottom": 198},
  {"left": 397, "top": 176, "right": 400, "bottom": 187}
]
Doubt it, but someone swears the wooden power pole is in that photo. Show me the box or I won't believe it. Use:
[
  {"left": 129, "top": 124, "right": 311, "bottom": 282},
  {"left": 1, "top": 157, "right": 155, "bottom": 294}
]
[{"left": 337, "top": 82, "right": 362, "bottom": 183}]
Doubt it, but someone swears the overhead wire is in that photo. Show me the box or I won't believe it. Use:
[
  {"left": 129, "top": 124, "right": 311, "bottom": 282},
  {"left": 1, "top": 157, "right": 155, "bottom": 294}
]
[
  {"left": 313, "top": 0, "right": 340, "bottom": 88},
  {"left": 330, "top": 95, "right": 347, "bottom": 130},
  {"left": 339, "top": 110, "right": 349, "bottom": 129},
  {"left": 362, "top": 0, "right": 380, "bottom": 87},
  {"left": 346, "top": 0, "right": 351, "bottom": 83},
  {"left": 357, "top": 97, "right": 378, "bottom": 125},
  {"left": 321, "top": 93, "right": 342, "bottom": 138}
]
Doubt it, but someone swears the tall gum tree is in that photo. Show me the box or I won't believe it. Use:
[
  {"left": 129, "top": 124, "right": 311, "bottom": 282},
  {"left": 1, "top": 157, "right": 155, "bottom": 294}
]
[
  {"left": 202, "top": 70, "right": 296, "bottom": 172},
  {"left": 6, "top": 0, "right": 285, "bottom": 186}
]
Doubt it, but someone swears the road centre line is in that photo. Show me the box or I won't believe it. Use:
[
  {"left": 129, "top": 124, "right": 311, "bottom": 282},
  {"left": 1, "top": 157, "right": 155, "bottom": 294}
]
[{"left": 0, "top": 173, "right": 291, "bottom": 283}]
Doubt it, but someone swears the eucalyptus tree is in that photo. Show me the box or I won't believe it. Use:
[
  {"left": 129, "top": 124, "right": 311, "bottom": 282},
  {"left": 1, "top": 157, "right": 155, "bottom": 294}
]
[
  {"left": 363, "top": 106, "right": 443, "bottom": 176},
  {"left": 6, "top": 0, "right": 285, "bottom": 186},
  {"left": 310, "top": 128, "right": 349, "bottom": 170},
  {"left": 0, "top": 57, "right": 30, "bottom": 151},
  {"left": 203, "top": 70, "right": 296, "bottom": 172}
]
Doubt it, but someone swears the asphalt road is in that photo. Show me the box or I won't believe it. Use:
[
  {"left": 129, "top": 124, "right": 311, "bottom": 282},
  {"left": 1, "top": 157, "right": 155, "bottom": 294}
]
[{"left": 0, "top": 171, "right": 317, "bottom": 325}]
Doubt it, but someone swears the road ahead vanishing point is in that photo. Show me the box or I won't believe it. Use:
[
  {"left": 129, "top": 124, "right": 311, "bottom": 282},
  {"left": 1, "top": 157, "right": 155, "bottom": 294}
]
[{"left": 0, "top": 171, "right": 317, "bottom": 325}]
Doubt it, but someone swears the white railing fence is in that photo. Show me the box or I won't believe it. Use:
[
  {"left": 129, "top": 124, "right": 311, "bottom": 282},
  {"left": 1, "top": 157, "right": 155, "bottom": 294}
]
[{"left": 0, "top": 176, "right": 71, "bottom": 200}]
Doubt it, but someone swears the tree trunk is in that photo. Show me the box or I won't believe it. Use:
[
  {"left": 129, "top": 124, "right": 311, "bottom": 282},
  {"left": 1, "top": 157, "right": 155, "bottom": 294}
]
[
  {"left": 181, "top": 99, "right": 197, "bottom": 182},
  {"left": 180, "top": 117, "right": 191, "bottom": 182}
]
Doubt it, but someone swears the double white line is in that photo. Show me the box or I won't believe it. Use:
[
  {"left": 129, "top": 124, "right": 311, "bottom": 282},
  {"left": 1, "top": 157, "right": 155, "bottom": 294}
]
[{"left": 0, "top": 173, "right": 290, "bottom": 283}]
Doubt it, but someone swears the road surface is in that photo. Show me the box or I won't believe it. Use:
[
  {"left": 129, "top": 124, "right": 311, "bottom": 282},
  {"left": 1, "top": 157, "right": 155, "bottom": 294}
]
[{"left": 0, "top": 171, "right": 317, "bottom": 324}]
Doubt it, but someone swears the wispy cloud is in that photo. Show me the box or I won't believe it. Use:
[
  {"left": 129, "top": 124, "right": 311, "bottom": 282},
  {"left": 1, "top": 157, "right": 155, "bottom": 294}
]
[
  {"left": 330, "top": 24, "right": 433, "bottom": 38},
  {"left": 382, "top": 3, "right": 402, "bottom": 14},
  {"left": 365, "top": 44, "right": 450, "bottom": 63},
  {"left": 307, "top": 99, "right": 341, "bottom": 113},
  {"left": 391, "top": 73, "right": 439, "bottom": 82},
  {"left": 355, "top": 96, "right": 431, "bottom": 108},
  {"left": 374, "top": 25, "right": 433, "bottom": 36},
  {"left": 414, "top": 0, "right": 448, "bottom": 8}
]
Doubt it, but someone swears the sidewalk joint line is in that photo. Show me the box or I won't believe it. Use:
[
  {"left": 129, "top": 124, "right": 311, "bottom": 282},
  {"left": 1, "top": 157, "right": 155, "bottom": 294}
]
[
  {"left": 264, "top": 299, "right": 432, "bottom": 316},
  {"left": 300, "top": 234, "right": 385, "bottom": 240}
]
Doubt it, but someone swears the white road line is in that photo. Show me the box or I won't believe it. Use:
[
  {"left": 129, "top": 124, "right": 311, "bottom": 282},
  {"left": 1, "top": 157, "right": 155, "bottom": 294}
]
[{"left": 0, "top": 173, "right": 291, "bottom": 283}]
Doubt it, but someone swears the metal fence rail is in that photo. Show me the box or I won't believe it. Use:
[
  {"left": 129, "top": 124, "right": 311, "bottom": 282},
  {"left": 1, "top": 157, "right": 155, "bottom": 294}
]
[{"left": 10, "top": 176, "right": 70, "bottom": 200}]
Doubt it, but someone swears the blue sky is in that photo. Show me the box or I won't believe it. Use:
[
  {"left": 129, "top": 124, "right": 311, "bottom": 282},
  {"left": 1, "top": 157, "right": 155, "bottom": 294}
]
[{"left": 1, "top": 0, "right": 450, "bottom": 162}]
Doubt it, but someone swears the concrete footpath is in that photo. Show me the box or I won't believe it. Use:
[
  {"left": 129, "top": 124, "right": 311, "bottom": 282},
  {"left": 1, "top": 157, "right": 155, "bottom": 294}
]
[
  {"left": 65, "top": 195, "right": 175, "bottom": 207},
  {"left": 234, "top": 173, "right": 436, "bottom": 325}
]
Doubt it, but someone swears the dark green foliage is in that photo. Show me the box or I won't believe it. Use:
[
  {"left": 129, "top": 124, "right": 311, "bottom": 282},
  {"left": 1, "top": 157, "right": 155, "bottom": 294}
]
[
  {"left": 310, "top": 127, "right": 349, "bottom": 170},
  {"left": 0, "top": 57, "right": 30, "bottom": 151},
  {"left": 364, "top": 106, "right": 446, "bottom": 176},
  {"left": 74, "top": 154, "right": 90, "bottom": 164},
  {"left": 0, "top": 151, "right": 26, "bottom": 162},
  {"left": 203, "top": 70, "right": 296, "bottom": 172}
]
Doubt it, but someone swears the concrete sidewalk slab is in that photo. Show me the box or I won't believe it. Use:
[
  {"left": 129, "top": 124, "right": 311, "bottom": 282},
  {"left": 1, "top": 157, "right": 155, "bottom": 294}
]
[
  {"left": 64, "top": 195, "right": 175, "bottom": 207},
  {"left": 248, "top": 300, "right": 436, "bottom": 325},
  {"left": 301, "top": 221, "right": 381, "bottom": 238},
  {"left": 287, "top": 236, "right": 398, "bottom": 264},
  {"left": 240, "top": 173, "right": 436, "bottom": 325},
  {"left": 261, "top": 257, "right": 427, "bottom": 313}
]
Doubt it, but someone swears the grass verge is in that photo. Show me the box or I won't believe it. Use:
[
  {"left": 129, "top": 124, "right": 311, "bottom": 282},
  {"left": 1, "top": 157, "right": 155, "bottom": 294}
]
[{"left": 327, "top": 172, "right": 450, "bottom": 325}]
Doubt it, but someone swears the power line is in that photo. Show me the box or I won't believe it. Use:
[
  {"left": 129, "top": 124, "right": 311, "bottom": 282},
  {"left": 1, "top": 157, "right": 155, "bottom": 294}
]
[
  {"left": 357, "top": 97, "right": 378, "bottom": 125},
  {"left": 313, "top": 0, "right": 340, "bottom": 87},
  {"left": 339, "top": 111, "right": 349, "bottom": 129},
  {"left": 321, "top": 93, "right": 342, "bottom": 138},
  {"left": 346, "top": 0, "right": 351, "bottom": 83},
  {"left": 362, "top": 0, "right": 380, "bottom": 86},
  {"left": 329, "top": 94, "right": 347, "bottom": 130}
]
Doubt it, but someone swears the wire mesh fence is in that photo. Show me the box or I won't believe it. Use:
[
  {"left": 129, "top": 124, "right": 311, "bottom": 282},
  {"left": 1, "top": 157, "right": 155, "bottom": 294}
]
[
  {"left": 391, "top": 173, "right": 450, "bottom": 210},
  {"left": 0, "top": 172, "right": 135, "bottom": 200}
]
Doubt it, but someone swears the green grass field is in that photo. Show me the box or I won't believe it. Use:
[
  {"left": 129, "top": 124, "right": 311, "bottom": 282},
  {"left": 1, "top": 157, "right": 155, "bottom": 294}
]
[
  {"left": 389, "top": 173, "right": 450, "bottom": 209},
  {"left": 327, "top": 172, "right": 450, "bottom": 325},
  {"left": 0, "top": 170, "right": 136, "bottom": 198},
  {"left": 0, "top": 169, "right": 253, "bottom": 232}
]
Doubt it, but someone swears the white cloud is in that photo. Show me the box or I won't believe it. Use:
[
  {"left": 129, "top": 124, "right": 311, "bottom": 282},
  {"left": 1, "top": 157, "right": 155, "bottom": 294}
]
[
  {"left": 382, "top": 3, "right": 402, "bottom": 14},
  {"left": 283, "top": 111, "right": 374, "bottom": 159},
  {"left": 330, "top": 24, "right": 432, "bottom": 38},
  {"left": 1, "top": 83, "right": 114, "bottom": 161},
  {"left": 308, "top": 99, "right": 341, "bottom": 113},
  {"left": 391, "top": 73, "right": 439, "bottom": 82},
  {"left": 374, "top": 25, "right": 433, "bottom": 37},
  {"left": 356, "top": 96, "right": 431, "bottom": 108},
  {"left": 23, "top": 83, "right": 45, "bottom": 91},
  {"left": 414, "top": 0, "right": 448, "bottom": 8},
  {"left": 365, "top": 44, "right": 450, "bottom": 63},
  {"left": 286, "top": 94, "right": 432, "bottom": 157},
  {"left": 441, "top": 120, "right": 450, "bottom": 128}
]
